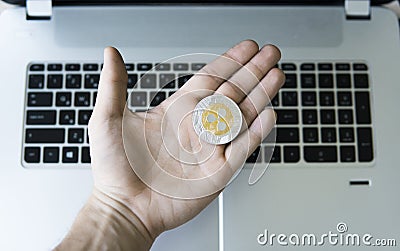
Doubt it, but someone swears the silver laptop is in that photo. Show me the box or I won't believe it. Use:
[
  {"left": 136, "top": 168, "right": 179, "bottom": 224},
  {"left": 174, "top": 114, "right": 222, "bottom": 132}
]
[{"left": 0, "top": 0, "right": 399, "bottom": 250}]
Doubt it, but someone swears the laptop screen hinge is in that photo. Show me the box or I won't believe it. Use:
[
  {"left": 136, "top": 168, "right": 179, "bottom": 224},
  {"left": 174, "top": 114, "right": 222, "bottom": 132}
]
[
  {"left": 345, "top": 0, "right": 371, "bottom": 20},
  {"left": 26, "top": 0, "right": 52, "bottom": 20}
]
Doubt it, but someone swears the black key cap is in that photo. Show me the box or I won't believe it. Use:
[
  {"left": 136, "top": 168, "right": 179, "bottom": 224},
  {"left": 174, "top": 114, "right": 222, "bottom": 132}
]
[
  {"left": 276, "top": 109, "right": 298, "bottom": 124},
  {"left": 282, "top": 91, "right": 297, "bottom": 106},
  {"left": 83, "top": 64, "right": 98, "bottom": 71},
  {"left": 304, "top": 146, "right": 337, "bottom": 162},
  {"left": 155, "top": 63, "right": 171, "bottom": 71},
  {"left": 283, "top": 74, "right": 297, "bottom": 88},
  {"left": 340, "top": 146, "right": 355, "bottom": 162},
  {"left": 75, "top": 92, "right": 90, "bottom": 106},
  {"left": 140, "top": 74, "right": 157, "bottom": 88},
  {"left": 82, "top": 147, "right": 91, "bottom": 163},
  {"left": 319, "top": 91, "right": 334, "bottom": 106},
  {"left": 84, "top": 74, "right": 100, "bottom": 89},
  {"left": 27, "top": 92, "right": 53, "bottom": 107},
  {"left": 66, "top": 74, "right": 82, "bottom": 89},
  {"left": 276, "top": 128, "right": 299, "bottom": 143},
  {"left": 93, "top": 92, "right": 98, "bottom": 105},
  {"left": 150, "top": 92, "right": 166, "bottom": 106},
  {"left": 357, "top": 127, "right": 373, "bottom": 162},
  {"left": 48, "top": 64, "right": 62, "bottom": 71},
  {"left": 56, "top": 92, "right": 72, "bottom": 107},
  {"left": 127, "top": 74, "right": 138, "bottom": 88},
  {"left": 354, "top": 74, "right": 369, "bottom": 88},
  {"left": 125, "top": 64, "right": 134, "bottom": 71},
  {"left": 335, "top": 63, "right": 350, "bottom": 71},
  {"left": 25, "top": 129, "right": 65, "bottom": 143},
  {"left": 339, "top": 128, "right": 354, "bottom": 142},
  {"left": 25, "top": 147, "right": 40, "bottom": 163},
  {"left": 78, "top": 110, "right": 92, "bottom": 125},
  {"left": 271, "top": 95, "right": 279, "bottom": 107},
  {"left": 173, "top": 63, "right": 189, "bottom": 71},
  {"left": 246, "top": 146, "right": 261, "bottom": 163},
  {"left": 169, "top": 91, "right": 176, "bottom": 97},
  {"left": 62, "top": 147, "right": 78, "bottom": 163},
  {"left": 131, "top": 92, "right": 147, "bottom": 107},
  {"left": 28, "top": 74, "right": 45, "bottom": 89},
  {"left": 355, "top": 92, "right": 371, "bottom": 124},
  {"left": 300, "top": 63, "right": 315, "bottom": 71},
  {"left": 336, "top": 74, "right": 351, "bottom": 88},
  {"left": 265, "top": 146, "right": 281, "bottom": 163},
  {"left": 338, "top": 109, "right": 353, "bottom": 124},
  {"left": 26, "top": 110, "right": 56, "bottom": 125},
  {"left": 47, "top": 74, "right": 63, "bottom": 89},
  {"left": 281, "top": 63, "right": 296, "bottom": 71},
  {"left": 178, "top": 74, "right": 193, "bottom": 88},
  {"left": 318, "top": 63, "right": 333, "bottom": 71},
  {"left": 301, "top": 74, "right": 316, "bottom": 88},
  {"left": 65, "top": 64, "right": 80, "bottom": 71},
  {"left": 137, "top": 63, "right": 153, "bottom": 71},
  {"left": 353, "top": 63, "right": 368, "bottom": 71},
  {"left": 303, "top": 128, "right": 318, "bottom": 143},
  {"left": 318, "top": 74, "right": 333, "bottom": 88},
  {"left": 191, "top": 63, "right": 206, "bottom": 71},
  {"left": 321, "top": 128, "right": 336, "bottom": 143},
  {"left": 320, "top": 109, "right": 335, "bottom": 124},
  {"left": 160, "top": 74, "right": 176, "bottom": 88},
  {"left": 284, "top": 146, "right": 300, "bottom": 163},
  {"left": 302, "top": 92, "right": 316, "bottom": 106},
  {"left": 302, "top": 109, "right": 318, "bottom": 124},
  {"left": 68, "top": 128, "right": 84, "bottom": 143},
  {"left": 59, "top": 110, "right": 75, "bottom": 125},
  {"left": 337, "top": 92, "right": 352, "bottom": 106},
  {"left": 43, "top": 147, "right": 59, "bottom": 163},
  {"left": 29, "top": 64, "right": 44, "bottom": 71}
]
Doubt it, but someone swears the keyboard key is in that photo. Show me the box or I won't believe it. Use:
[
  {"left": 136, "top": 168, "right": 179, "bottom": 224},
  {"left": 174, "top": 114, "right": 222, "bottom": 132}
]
[
  {"left": 62, "top": 147, "right": 78, "bottom": 163},
  {"left": 354, "top": 74, "right": 369, "bottom": 88},
  {"left": 56, "top": 92, "right": 72, "bottom": 107},
  {"left": 303, "top": 128, "right": 318, "bottom": 143},
  {"left": 276, "top": 128, "right": 299, "bottom": 143},
  {"left": 353, "top": 63, "right": 368, "bottom": 71},
  {"left": 65, "top": 64, "right": 80, "bottom": 71},
  {"left": 28, "top": 74, "right": 45, "bottom": 89},
  {"left": 59, "top": 110, "right": 75, "bottom": 125},
  {"left": 283, "top": 74, "right": 297, "bottom": 88},
  {"left": 301, "top": 92, "right": 316, "bottom": 106},
  {"left": 140, "top": 74, "right": 157, "bottom": 88},
  {"left": 283, "top": 146, "right": 300, "bottom": 163},
  {"left": 137, "top": 63, "right": 153, "bottom": 71},
  {"left": 24, "top": 147, "right": 40, "bottom": 163},
  {"left": 321, "top": 128, "right": 336, "bottom": 143},
  {"left": 68, "top": 128, "right": 84, "bottom": 143},
  {"left": 319, "top": 92, "right": 334, "bottom": 106},
  {"left": 318, "top": 74, "right": 333, "bottom": 88},
  {"left": 337, "top": 92, "right": 352, "bottom": 106},
  {"left": 155, "top": 63, "right": 171, "bottom": 71},
  {"left": 178, "top": 74, "right": 193, "bottom": 87},
  {"left": 150, "top": 92, "right": 166, "bottom": 106},
  {"left": 338, "top": 109, "right": 353, "bottom": 124},
  {"left": 169, "top": 91, "right": 176, "bottom": 97},
  {"left": 27, "top": 92, "right": 53, "bottom": 107},
  {"left": 318, "top": 63, "right": 333, "bottom": 71},
  {"left": 85, "top": 74, "right": 100, "bottom": 89},
  {"left": 127, "top": 74, "right": 138, "bottom": 88},
  {"left": 339, "top": 128, "right": 354, "bottom": 142},
  {"left": 304, "top": 146, "right": 337, "bottom": 162},
  {"left": 47, "top": 74, "right": 63, "bottom": 89},
  {"left": 302, "top": 109, "right": 318, "bottom": 124},
  {"left": 271, "top": 95, "right": 279, "bottom": 107},
  {"left": 83, "top": 64, "right": 98, "bottom": 71},
  {"left": 246, "top": 146, "right": 261, "bottom": 163},
  {"left": 335, "top": 63, "right": 350, "bottom": 71},
  {"left": 82, "top": 147, "right": 91, "bottom": 163},
  {"left": 301, "top": 74, "right": 316, "bottom": 88},
  {"left": 282, "top": 91, "right": 298, "bottom": 106},
  {"left": 131, "top": 92, "right": 147, "bottom": 107},
  {"left": 336, "top": 74, "right": 351, "bottom": 88},
  {"left": 276, "top": 109, "right": 298, "bottom": 124},
  {"left": 320, "top": 109, "right": 335, "bottom": 124},
  {"left": 191, "top": 63, "right": 206, "bottom": 71},
  {"left": 357, "top": 127, "right": 373, "bottom": 162},
  {"left": 300, "top": 63, "right": 315, "bottom": 71},
  {"left": 26, "top": 110, "right": 56, "bottom": 125},
  {"left": 340, "top": 146, "right": 355, "bottom": 162},
  {"left": 29, "top": 64, "right": 44, "bottom": 71},
  {"left": 125, "top": 63, "right": 134, "bottom": 71},
  {"left": 160, "top": 74, "right": 176, "bottom": 88},
  {"left": 281, "top": 63, "right": 296, "bottom": 71},
  {"left": 355, "top": 92, "right": 371, "bottom": 124},
  {"left": 75, "top": 92, "right": 90, "bottom": 106},
  {"left": 25, "top": 129, "right": 65, "bottom": 143},
  {"left": 48, "top": 64, "right": 62, "bottom": 71},
  {"left": 173, "top": 63, "right": 189, "bottom": 71},
  {"left": 66, "top": 74, "right": 82, "bottom": 89},
  {"left": 265, "top": 146, "right": 281, "bottom": 163},
  {"left": 43, "top": 147, "right": 59, "bottom": 163},
  {"left": 78, "top": 110, "right": 92, "bottom": 125}
]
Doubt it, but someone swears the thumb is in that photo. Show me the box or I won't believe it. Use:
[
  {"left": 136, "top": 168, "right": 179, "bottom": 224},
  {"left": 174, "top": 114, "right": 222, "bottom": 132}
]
[{"left": 93, "top": 47, "right": 128, "bottom": 119}]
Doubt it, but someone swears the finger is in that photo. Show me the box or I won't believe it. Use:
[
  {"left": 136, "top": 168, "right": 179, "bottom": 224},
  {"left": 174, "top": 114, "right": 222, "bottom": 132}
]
[
  {"left": 92, "top": 47, "right": 128, "bottom": 120},
  {"left": 180, "top": 40, "right": 259, "bottom": 99},
  {"left": 216, "top": 44, "right": 281, "bottom": 103},
  {"left": 239, "top": 68, "right": 285, "bottom": 126}
]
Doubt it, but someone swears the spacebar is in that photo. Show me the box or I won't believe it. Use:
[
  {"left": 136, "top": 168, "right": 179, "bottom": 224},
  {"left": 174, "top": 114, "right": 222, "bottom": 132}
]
[{"left": 25, "top": 129, "right": 65, "bottom": 143}]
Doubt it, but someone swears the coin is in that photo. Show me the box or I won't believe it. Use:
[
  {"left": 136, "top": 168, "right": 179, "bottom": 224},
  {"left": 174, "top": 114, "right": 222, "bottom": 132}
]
[{"left": 193, "top": 95, "right": 242, "bottom": 145}]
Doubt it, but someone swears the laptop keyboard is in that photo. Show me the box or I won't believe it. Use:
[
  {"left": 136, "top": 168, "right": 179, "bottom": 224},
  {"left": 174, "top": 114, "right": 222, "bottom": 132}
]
[{"left": 23, "top": 61, "right": 373, "bottom": 166}]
